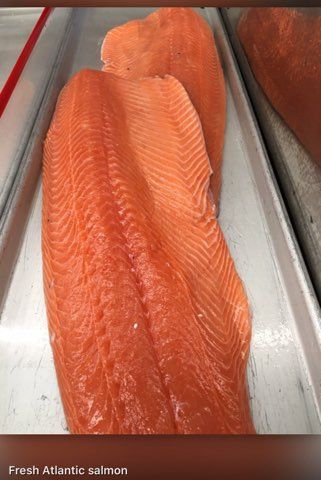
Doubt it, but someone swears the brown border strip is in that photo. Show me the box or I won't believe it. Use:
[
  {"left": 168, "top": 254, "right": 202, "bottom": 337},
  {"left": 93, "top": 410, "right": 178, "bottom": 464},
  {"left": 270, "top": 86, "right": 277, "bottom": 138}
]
[{"left": 1, "top": 2, "right": 321, "bottom": 7}]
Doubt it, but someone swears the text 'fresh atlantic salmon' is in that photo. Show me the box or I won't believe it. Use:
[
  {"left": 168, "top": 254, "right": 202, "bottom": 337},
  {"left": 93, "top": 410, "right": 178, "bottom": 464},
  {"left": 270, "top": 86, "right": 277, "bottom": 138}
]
[
  {"left": 238, "top": 7, "right": 321, "bottom": 166},
  {"left": 101, "top": 7, "right": 226, "bottom": 210},
  {"left": 42, "top": 70, "right": 254, "bottom": 434}
]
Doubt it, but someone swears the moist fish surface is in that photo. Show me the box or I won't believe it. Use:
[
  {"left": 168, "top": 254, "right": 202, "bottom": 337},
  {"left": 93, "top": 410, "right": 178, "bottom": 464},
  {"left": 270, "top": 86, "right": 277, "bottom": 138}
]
[
  {"left": 42, "top": 69, "right": 254, "bottom": 434},
  {"left": 238, "top": 7, "right": 321, "bottom": 166},
  {"left": 101, "top": 7, "right": 226, "bottom": 210}
]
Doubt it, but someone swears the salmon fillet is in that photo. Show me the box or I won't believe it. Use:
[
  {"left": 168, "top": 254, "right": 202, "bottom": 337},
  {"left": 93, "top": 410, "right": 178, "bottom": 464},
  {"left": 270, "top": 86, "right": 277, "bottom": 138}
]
[
  {"left": 101, "top": 7, "right": 226, "bottom": 210},
  {"left": 42, "top": 69, "right": 254, "bottom": 434},
  {"left": 238, "top": 7, "right": 321, "bottom": 166}
]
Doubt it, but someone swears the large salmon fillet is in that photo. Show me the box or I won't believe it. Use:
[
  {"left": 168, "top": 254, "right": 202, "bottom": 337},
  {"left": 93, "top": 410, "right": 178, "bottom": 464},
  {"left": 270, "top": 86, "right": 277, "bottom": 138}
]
[
  {"left": 101, "top": 7, "right": 226, "bottom": 210},
  {"left": 42, "top": 69, "right": 254, "bottom": 434},
  {"left": 238, "top": 8, "right": 321, "bottom": 166}
]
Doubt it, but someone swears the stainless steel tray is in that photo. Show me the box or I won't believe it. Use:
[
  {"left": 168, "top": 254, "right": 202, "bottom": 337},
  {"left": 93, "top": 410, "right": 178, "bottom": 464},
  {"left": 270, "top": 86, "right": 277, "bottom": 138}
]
[
  {"left": 0, "top": 7, "right": 321, "bottom": 434},
  {"left": 0, "top": 8, "right": 43, "bottom": 90},
  {"left": 222, "top": 7, "right": 321, "bottom": 306},
  {"left": 0, "top": 8, "right": 72, "bottom": 224}
]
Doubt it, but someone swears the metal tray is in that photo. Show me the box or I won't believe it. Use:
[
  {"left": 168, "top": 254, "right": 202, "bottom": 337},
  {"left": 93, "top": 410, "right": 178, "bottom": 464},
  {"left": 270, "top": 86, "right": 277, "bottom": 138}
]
[
  {"left": 0, "top": 8, "right": 43, "bottom": 90},
  {"left": 0, "top": 7, "right": 321, "bottom": 434},
  {"left": 222, "top": 7, "right": 321, "bottom": 307},
  {"left": 0, "top": 9, "right": 72, "bottom": 224}
]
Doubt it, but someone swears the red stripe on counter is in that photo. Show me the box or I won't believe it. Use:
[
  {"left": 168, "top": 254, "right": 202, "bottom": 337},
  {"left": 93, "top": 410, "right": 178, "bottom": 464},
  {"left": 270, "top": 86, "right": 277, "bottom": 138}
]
[{"left": 0, "top": 7, "right": 53, "bottom": 118}]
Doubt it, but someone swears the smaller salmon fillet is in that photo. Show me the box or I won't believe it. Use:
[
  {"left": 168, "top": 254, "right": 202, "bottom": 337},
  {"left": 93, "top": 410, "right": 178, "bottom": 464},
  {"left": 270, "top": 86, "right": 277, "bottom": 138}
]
[
  {"left": 238, "top": 7, "right": 321, "bottom": 166},
  {"left": 101, "top": 7, "right": 226, "bottom": 210}
]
